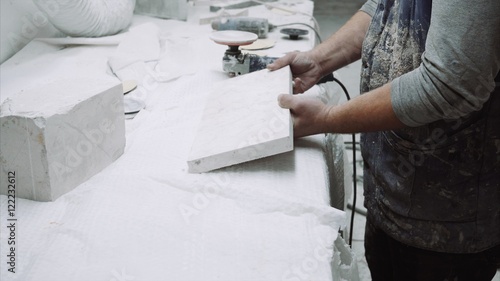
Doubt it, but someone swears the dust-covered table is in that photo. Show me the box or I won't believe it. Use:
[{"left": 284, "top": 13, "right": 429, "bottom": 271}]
[{"left": 0, "top": 1, "right": 358, "bottom": 280}]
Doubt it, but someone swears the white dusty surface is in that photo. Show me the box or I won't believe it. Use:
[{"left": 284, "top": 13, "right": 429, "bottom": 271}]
[
  {"left": 0, "top": 6, "right": 352, "bottom": 280},
  {"left": 188, "top": 66, "right": 293, "bottom": 173}
]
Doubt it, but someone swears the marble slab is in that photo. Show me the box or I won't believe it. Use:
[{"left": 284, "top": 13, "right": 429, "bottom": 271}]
[
  {"left": 188, "top": 66, "right": 293, "bottom": 173},
  {"left": 0, "top": 79, "right": 125, "bottom": 201}
]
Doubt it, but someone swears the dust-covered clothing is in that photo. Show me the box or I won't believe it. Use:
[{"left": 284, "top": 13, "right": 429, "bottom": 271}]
[{"left": 359, "top": 0, "right": 500, "bottom": 255}]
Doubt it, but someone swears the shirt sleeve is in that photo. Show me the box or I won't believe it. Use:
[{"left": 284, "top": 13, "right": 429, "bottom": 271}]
[
  {"left": 391, "top": 0, "right": 500, "bottom": 127},
  {"left": 360, "top": 0, "right": 379, "bottom": 17}
]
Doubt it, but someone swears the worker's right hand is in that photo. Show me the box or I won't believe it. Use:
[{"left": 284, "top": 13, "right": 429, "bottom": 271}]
[
  {"left": 277, "top": 92, "right": 330, "bottom": 138},
  {"left": 267, "top": 51, "right": 324, "bottom": 94}
]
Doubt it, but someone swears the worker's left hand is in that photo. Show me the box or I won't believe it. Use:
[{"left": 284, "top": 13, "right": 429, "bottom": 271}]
[
  {"left": 277, "top": 93, "right": 331, "bottom": 138},
  {"left": 268, "top": 51, "right": 324, "bottom": 94}
]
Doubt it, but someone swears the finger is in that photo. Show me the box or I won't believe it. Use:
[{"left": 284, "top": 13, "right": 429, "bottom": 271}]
[
  {"left": 267, "top": 52, "right": 297, "bottom": 71},
  {"left": 293, "top": 78, "right": 305, "bottom": 94},
  {"left": 277, "top": 94, "right": 295, "bottom": 109}
]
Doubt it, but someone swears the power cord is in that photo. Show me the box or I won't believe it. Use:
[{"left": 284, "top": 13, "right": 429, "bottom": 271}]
[{"left": 329, "top": 76, "right": 358, "bottom": 247}]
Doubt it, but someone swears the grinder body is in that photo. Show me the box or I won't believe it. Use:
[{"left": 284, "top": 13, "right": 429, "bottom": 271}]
[{"left": 212, "top": 17, "right": 269, "bottom": 38}]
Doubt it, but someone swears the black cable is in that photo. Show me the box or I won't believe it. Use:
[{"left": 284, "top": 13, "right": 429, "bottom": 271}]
[
  {"left": 272, "top": 23, "right": 322, "bottom": 44},
  {"left": 330, "top": 76, "right": 357, "bottom": 247},
  {"left": 347, "top": 202, "right": 367, "bottom": 216}
]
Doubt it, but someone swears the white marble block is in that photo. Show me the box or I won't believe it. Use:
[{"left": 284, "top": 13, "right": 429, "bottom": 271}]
[
  {"left": 0, "top": 79, "right": 125, "bottom": 201},
  {"left": 188, "top": 66, "right": 293, "bottom": 173}
]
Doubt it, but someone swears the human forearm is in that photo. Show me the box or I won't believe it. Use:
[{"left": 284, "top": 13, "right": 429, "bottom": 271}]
[
  {"left": 322, "top": 83, "right": 405, "bottom": 134},
  {"left": 310, "top": 10, "right": 372, "bottom": 78},
  {"left": 267, "top": 9, "right": 372, "bottom": 94}
]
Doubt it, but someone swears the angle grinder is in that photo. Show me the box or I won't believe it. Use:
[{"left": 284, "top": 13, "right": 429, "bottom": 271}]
[{"left": 210, "top": 30, "right": 277, "bottom": 77}]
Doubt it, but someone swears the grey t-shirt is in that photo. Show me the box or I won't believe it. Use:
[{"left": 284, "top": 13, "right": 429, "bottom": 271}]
[{"left": 361, "top": 0, "right": 500, "bottom": 127}]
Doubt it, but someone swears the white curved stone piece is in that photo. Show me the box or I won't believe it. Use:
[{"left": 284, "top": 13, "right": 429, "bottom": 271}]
[{"left": 188, "top": 66, "right": 293, "bottom": 173}]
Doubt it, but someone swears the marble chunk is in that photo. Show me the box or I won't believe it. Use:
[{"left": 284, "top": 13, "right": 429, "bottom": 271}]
[
  {"left": 0, "top": 79, "right": 125, "bottom": 201},
  {"left": 188, "top": 67, "right": 293, "bottom": 173}
]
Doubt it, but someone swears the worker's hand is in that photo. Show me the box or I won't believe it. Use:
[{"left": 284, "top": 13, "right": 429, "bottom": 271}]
[
  {"left": 277, "top": 93, "right": 331, "bottom": 138},
  {"left": 268, "top": 51, "right": 324, "bottom": 94}
]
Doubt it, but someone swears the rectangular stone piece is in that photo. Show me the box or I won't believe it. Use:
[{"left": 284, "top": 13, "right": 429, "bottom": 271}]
[
  {"left": 0, "top": 79, "right": 125, "bottom": 201},
  {"left": 188, "top": 66, "right": 293, "bottom": 173}
]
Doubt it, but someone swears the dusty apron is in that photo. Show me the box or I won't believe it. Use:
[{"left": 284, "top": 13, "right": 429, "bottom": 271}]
[{"left": 360, "top": 0, "right": 500, "bottom": 253}]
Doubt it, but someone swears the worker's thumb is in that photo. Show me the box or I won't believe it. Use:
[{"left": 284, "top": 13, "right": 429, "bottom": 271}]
[
  {"left": 267, "top": 60, "right": 285, "bottom": 71},
  {"left": 267, "top": 52, "right": 297, "bottom": 71},
  {"left": 278, "top": 94, "right": 294, "bottom": 109}
]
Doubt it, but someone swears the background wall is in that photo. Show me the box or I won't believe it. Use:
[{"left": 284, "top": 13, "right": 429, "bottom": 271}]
[{"left": 0, "top": 0, "right": 61, "bottom": 64}]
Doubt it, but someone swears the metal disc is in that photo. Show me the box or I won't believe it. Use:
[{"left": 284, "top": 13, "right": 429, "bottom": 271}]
[{"left": 280, "top": 28, "right": 309, "bottom": 40}]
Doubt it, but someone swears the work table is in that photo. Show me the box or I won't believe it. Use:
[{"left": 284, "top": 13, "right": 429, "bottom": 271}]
[{"left": 0, "top": 1, "right": 356, "bottom": 280}]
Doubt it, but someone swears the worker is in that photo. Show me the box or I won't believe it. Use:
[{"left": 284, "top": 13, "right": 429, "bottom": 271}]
[{"left": 268, "top": 0, "right": 500, "bottom": 280}]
